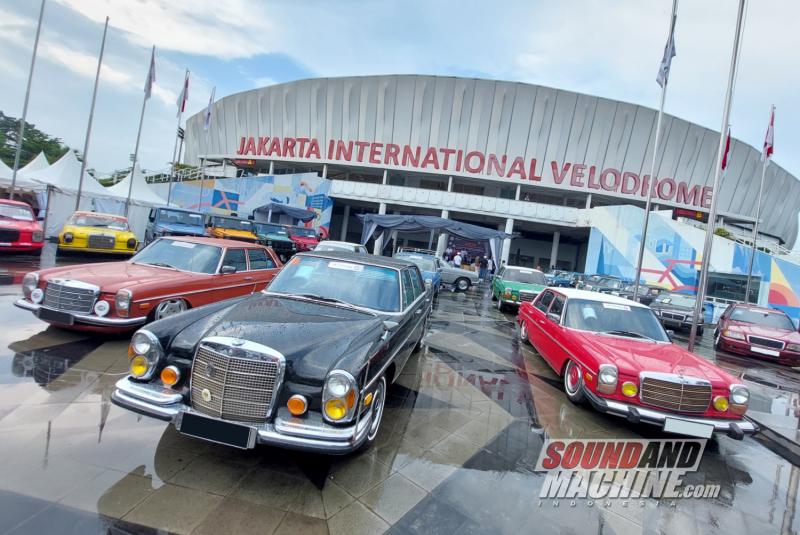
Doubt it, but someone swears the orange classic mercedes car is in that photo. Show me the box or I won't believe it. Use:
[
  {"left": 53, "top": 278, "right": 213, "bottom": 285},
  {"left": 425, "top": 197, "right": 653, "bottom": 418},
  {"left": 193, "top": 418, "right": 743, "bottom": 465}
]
[{"left": 15, "top": 236, "right": 282, "bottom": 332}]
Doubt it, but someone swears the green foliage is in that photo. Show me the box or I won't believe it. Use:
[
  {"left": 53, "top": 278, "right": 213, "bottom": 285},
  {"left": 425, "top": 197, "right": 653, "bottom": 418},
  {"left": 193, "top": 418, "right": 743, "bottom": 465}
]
[
  {"left": 0, "top": 111, "right": 71, "bottom": 168},
  {"left": 714, "top": 228, "right": 732, "bottom": 239}
]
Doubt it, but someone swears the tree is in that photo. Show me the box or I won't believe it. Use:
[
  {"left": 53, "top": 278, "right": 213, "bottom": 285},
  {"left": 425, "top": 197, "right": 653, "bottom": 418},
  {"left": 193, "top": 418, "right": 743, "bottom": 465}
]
[{"left": 0, "top": 111, "right": 71, "bottom": 168}]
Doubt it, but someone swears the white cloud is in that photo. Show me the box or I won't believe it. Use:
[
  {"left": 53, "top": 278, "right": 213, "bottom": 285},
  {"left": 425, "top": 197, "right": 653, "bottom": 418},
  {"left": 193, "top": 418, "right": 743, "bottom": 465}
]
[{"left": 39, "top": 40, "right": 132, "bottom": 86}]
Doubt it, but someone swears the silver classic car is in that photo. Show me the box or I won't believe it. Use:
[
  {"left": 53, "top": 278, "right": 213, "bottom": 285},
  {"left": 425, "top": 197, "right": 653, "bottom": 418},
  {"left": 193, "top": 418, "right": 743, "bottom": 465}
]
[{"left": 397, "top": 248, "right": 479, "bottom": 291}]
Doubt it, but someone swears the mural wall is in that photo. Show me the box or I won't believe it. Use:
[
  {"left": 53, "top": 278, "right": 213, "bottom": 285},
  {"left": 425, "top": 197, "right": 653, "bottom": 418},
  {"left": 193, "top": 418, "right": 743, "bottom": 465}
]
[
  {"left": 585, "top": 205, "right": 800, "bottom": 321},
  {"left": 167, "top": 173, "right": 333, "bottom": 234}
]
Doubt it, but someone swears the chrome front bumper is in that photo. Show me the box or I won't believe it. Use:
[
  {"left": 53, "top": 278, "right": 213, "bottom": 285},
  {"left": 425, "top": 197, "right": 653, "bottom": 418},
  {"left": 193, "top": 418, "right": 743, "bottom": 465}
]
[
  {"left": 583, "top": 387, "right": 757, "bottom": 439},
  {"left": 14, "top": 299, "right": 147, "bottom": 327},
  {"left": 111, "top": 377, "right": 374, "bottom": 454}
]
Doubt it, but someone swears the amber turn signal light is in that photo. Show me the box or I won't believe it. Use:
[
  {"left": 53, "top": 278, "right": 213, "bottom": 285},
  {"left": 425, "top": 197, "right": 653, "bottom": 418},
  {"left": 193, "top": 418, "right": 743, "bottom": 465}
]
[
  {"left": 287, "top": 395, "right": 308, "bottom": 416},
  {"left": 160, "top": 366, "right": 181, "bottom": 387}
]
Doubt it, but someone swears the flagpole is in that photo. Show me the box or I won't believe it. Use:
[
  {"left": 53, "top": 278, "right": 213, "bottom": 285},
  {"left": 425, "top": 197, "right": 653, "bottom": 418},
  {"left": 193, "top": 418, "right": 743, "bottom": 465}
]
[
  {"left": 10, "top": 0, "right": 46, "bottom": 201},
  {"left": 168, "top": 69, "right": 188, "bottom": 205},
  {"left": 744, "top": 109, "right": 772, "bottom": 303},
  {"left": 633, "top": 0, "right": 677, "bottom": 302},
  {"left": 688, "top": 0, "right": 746, "bottom": 352},
  {"left": 75, "top": 16, "right": 108, "bottom": 211},
  {"left": 126, "top": 45, "right": 154, "bottom": 217}
]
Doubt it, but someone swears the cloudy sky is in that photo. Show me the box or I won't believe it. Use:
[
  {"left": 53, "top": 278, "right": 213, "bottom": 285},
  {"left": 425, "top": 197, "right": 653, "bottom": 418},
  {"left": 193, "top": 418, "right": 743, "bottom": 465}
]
[{"left": 0, "top": 0, "right": 798, "bottom": 181}]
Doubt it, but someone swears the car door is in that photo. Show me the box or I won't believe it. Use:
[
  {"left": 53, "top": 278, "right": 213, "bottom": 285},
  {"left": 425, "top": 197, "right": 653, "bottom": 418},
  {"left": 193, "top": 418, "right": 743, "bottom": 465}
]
[
  {"left": 212, "top": 247, "right": 256, "bottom": 301},
  {"left": 246, "top": 247, "right": 280, "bottom": 292},
  {"left": 541, "top": 293, "right": 569, "bottom": 373},
  {"left": 527, "top": 290, "right": 555, "bottom": 359},
  {"left": 391, "top": 268, "right": 426, "bottom": 372},
  {"left": 492, "top": 267, "right": 505, "bottom": 298}
]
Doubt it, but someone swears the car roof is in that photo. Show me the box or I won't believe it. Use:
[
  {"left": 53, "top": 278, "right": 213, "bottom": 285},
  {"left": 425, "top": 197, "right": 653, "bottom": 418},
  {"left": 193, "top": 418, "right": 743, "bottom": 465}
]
[
  {"left": 208, "top": 214, "right": 248, "bottom": 220},
  {"left": 319, "top": 240, "right": 362, "bottom": 247},
  {"left": 73, "top": 210, "right": 127, "bottom": 220},
  {"left": 302, "top": 250, "right": 416, "bottom": 269},
  {"left": 503, "top": 265, "right": 544, "bottom": 274},
  {"left": 547, "top": 287, "right": 650, "bottom": 309},
  {"left": 158, "top": 207, "right": 201, "bottom": 214},
  {"left": 0, "top": 199, "right": 33, "bottom": 208},
  {"left": 160, "top": 236, "right": 263, "bottom": 248}
]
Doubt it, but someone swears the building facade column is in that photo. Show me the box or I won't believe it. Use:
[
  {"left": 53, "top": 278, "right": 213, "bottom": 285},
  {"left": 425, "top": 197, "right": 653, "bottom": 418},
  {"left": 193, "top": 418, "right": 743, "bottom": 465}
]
[
  {"left": 550, "top": 231, "right": 561, "bottom": 270},
  {"left": 339, "top": 205, "right": 351, "bottom": 241},
  {"left": 515, "top": 184, "right": 521, "bottom": 201},
  {"left": 268, "top": 161, "right": 274, "bottom": 175},
  {"left": 372, "top": 202, "right": 387, "bottom": 255},
  {"left": 447, "top": 176, "right": 453, "bottom": 192},
  {"left": 321, "top": 163, "right": 328, "bottom": 179},
  {"left": 436, "top": 209, "right": 450, "bottom": 256},
  {"left": 501, "top": 218, "right": 514, "bottom": 266},
  {"left": 382, "top": 169, "right": 388, "bottom": 185}
]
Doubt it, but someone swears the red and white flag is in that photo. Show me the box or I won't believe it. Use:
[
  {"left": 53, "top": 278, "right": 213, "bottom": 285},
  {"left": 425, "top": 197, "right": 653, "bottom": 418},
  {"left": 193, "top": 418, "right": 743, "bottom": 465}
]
[
  {"left": 203, "top": 86, "right": 216, "bottom": 130},
  {"left": 144, "top": 47, "right": 156, "bottom": 100},
  {"left": 721, "top": 127, "right": 731, "bottom": 170},
  {"left": 176, "top": 69, "right": 189, "bottom": 117},
  {"left": 763, "top": 105, "right": 775, "bottom": 161}
]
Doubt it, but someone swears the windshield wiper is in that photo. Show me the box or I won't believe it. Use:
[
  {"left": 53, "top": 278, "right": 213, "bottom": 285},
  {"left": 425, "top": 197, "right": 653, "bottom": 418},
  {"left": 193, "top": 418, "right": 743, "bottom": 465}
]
[
  {"left": 295, "top": 293, "right": 356, "bottom": 307},
  {"left": 140, "top": 261, "right": 177, "bottom": 270},
  {"left": 602, "top": 330, "right": 656, "bottom": 341}
]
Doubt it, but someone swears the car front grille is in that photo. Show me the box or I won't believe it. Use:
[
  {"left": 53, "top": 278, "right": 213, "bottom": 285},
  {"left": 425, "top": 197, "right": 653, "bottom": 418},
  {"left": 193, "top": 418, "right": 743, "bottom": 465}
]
[
  {"left": 190, "top": 340, "right": 283, "bottom": 423},
  {"left": 747, "top": 336, "right": 784, "bottom": 350},
  {"left": 519, "top": 291, "right": 537, "bottom": 302},
  {"left": 88, "top": 235, "right": 116, "bottom": 249},
  {"left": 43, "top": 281, "right": 96, "bottom": 314},
  {"left": 0, "top": 229, "right": 20, "bottom": 242},
  {"left": 661, "top": 312, "right": 686, "bottom": 322},
  {"left": 639, "top": 375, "right": 711, "bottom": 413}
]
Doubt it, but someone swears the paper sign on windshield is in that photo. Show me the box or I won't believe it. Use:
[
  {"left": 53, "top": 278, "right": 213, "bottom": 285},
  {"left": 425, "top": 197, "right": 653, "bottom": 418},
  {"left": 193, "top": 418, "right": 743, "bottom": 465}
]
[
  {"left": 172, "top": 242, "right": 196, "bottom": 249},
  {"left": 329, "top": 261, "right": 364, "bottom": 272},
  {"left": 602, "top": 303, "right": 630, "bottom": 311}
]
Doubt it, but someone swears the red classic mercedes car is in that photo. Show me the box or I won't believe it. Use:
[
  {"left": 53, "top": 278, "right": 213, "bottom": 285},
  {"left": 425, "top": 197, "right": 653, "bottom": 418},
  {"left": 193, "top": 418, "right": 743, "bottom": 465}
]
[
  {"left": 715, "top": 303, "right": 800, "bottom": 365},
  {"left": 518, "top": 288, "right": 755, "bottom": 439},
  {"left": 0, "top": 199, "right": 44, "bottom": 253},
  {"left": 15, "top": 236, "right": 281, "bottom": 332}
]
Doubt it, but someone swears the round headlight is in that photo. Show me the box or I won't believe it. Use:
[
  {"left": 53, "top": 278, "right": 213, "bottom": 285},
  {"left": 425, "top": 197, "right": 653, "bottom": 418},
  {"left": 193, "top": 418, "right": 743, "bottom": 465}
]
[
  {"left": 327, "top": 375, "right": 351, "bottom": 397},
  {"left": 598, "top": 366, "right": 618, "bottom": 385},
  {"left": 131, "top": 331, "right": 153, "bottom": 355},
  {"left": 130, "top": 355, "right": 150, "bottom": 378},
  {"left": 63, "top": 232, "right": 73, "bottom": 243},
  {"left": 713, "top": 396, "right": 729, "bottom": 412},
  {"left": 324, "top": 399, "right": 347, "bottom": 421},
  {"left": 94, "top": 300, "right": 110, "bottom": 317},
  {"left": 127, "top": 238, "right": 137, "bottom": 249},
  {"left": 30, "top": 288, "right": 44, "bottom": 304},
  {"left": 621, "top": 381, "right": 638, "bottom": 397},
  {"left": 32, "top": 231, "right": 43, "bottom": 243},
  {"left": 730, "top": 386, "right": 749, "bottom": 405}
]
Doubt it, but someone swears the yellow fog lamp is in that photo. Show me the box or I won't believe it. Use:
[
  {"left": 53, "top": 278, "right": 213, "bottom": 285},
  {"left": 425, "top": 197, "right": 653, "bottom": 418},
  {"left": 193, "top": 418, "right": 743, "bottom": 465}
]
[
  {"left": 322, "top": 370, "right": 357, "bottom": 423},
  {"left": 130, "top": 355, "right": 150, "bottom": 378},
  {"left": 160, "top": 365, "right": 181, "bottom": 387},
  {"left": 364, "top": 391, "right": 374, "bottom": 407},
  {"left": 621, "top": 381, "right": 638, "bottom": 397},
  {"left": 324, "top": 399, "right": 348, "bottom": 421},
  {"left": 713, "top": 396, "right": 729, "bottom": 412}
]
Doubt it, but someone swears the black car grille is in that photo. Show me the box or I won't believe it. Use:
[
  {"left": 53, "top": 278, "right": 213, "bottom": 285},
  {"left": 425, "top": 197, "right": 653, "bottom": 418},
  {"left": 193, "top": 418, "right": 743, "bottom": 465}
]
[
  {"left": 191, "top": 343, "right": 282, "bottom": 424},
  {"left": 519, "top": 291, "right": 537, "bottom": 303},
  {"left": 661, "top": 312, "right": 686, "bottom": 322},
  {"left": 747, "top": 336, "right": 784, "bottom": 350},
  {"left": 43, "top": 282, "right": 96, "bottom": 314},
  {"left": 640, "top": 376, "right": 711, "bottom": 413},
  {"left": 88, "top": 235, "right": 116, "bottom": 249},
  {"left": 0, "top": 229, "right": 20, "bottom": 242}
]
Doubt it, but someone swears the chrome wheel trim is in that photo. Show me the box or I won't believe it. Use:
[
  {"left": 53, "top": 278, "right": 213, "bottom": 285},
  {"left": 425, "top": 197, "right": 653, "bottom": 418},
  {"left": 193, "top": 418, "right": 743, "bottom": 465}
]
[
  {"left": 154, "top": 299, "right": 187, "bottom": 320},
  {"left": 520, "top": 322, "right": 528, "bottom": 341},
  {"left": 457, "top": 278, "right": 470, "bottom": 291},
  {"left": 564, "top": 361, "right": 581, "bottom": 395},
  {"left": 367, "top": 376, "right": 387, "bottom": 441}
]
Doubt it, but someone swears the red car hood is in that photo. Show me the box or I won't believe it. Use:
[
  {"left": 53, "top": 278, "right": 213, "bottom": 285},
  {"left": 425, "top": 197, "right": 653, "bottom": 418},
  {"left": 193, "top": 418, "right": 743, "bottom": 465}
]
[
  {"left": 39, "top": 261, "right": 191, "bottom": 294},
  {"left": 726, "top": 321, "right": 800, "bottom": 342},
  {"left": 0, "top": 219, "right": 41, "bottom": 233},
  {"left": 575, "top": 330, "right": 736, "bottom": 386},
  {"left": 291, "top": 236, "right": 318, "bottom": 245}
]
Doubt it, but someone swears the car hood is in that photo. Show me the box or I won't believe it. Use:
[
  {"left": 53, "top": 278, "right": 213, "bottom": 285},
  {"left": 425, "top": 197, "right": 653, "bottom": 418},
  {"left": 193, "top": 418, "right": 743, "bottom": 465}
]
[
  {"left": 290, "top": 235, "right": 318, "bottom": 244},
  {"left": 575, "top": 330, "right": 735, "bottom": 386},
  {"left": 213, "top": 228, "right": 256, "bottom": 239},
  {"left": 63, "top": 224, "right": 134, "bottom": 238},
  {"left": 258, "top": 232, "right": 293, "bottom": 243},
  {"left": 156, "top": 222, "right": 206, "bottom": 235},
  {"left": 652, "top": 303, "right": 695, "bottom": 314},
  {"left": 502, "top": 280, "right": 546, "bottom": 292},
  {"left": 0, "top": 219, "right": 41, "bottom": 232},
  {"left": 38, "top": 261, "right": 186, "bottom": 294},
  {"left": 725, "top": 321, "right": 800, "bottom": 342},
  {"left": 166, "top": 294, "right": 384, "bottom": 383}
]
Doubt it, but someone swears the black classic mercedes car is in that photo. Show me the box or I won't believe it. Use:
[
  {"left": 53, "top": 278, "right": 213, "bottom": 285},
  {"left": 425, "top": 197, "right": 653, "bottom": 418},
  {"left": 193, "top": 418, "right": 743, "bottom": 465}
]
[{"left": 111, "top": 251, "right": 432, "bottom": 454}]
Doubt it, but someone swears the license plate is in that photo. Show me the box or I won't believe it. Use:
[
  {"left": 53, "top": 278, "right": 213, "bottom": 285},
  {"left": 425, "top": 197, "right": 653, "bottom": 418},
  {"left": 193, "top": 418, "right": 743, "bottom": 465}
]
[
  {"left": 37, "top": 307, "right": 74, "bottom": 325},
  {"left": 0, "top": 243, "right": 10, "bottom": 246},
  {"left": 751, "top": 346, "right": 780, "bottom": 357},
  {"left": 663, "top": 417, "right": 714, "bottom": 438},
  {"left": 178, "top": 412, "right": 255, "bottom": 449}
]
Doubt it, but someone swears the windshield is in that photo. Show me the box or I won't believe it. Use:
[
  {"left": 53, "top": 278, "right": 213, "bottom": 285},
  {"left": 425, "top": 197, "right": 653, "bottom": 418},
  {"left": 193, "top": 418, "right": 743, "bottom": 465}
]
[
  {"left": 398, "top": 255, "right": 436, "bottom": 272},
  {"left": 290, "top": 227, "right": 317, "bottom": 238},
  {"left": 212, "top": 217, "right": 252, "bottom": 231},
  {"left": 655, "top": 294, "right": 696, "bottom": 307},
  {"left": 158, "top": 209, "right": 203, "bottom": 226},
  {"left": 564, "top": 299, "right": 670, "bottom": 342},
  {"left": 730, "top": 307, "right": 795, "bottom": 330},
  {"left": 599, "top": 278, "right": 624, "bottom": 288},
  {"left": 133, "top": 239, "right": 222, "bottom": 274},
  {"left": 0, "top": 204, "right": 34, "bottom": 221},
  {"left": 69, "top": 214, "right": 128, "bottom": 231},
  {"left": 503, "top": 269, "right": 547, "bottom": 285},
  {"left": 254, "top": 223, "right": 289, "bottom": 236},
  {"left": 317, "top": 242, "right": 358, "bottom": 252},
  {"left": 268, "top": 256, "right": 400, "bottom": 312}
]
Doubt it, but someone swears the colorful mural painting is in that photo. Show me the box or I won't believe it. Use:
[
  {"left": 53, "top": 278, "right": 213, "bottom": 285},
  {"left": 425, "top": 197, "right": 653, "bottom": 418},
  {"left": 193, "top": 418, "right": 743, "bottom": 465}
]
[
  {"left": 167, "top": 173, "right": 333, "bottom": 235},
  {"left": 584, "top": 205, "right": 800, "bottom": 322}
]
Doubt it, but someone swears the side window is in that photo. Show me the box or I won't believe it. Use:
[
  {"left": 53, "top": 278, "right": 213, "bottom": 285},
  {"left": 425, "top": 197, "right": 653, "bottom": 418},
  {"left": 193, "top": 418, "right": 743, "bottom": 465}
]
[
  {"left": 401, "top": 269, "right": 415, "bottom": 308},
  {"left": 535, "top": 291, "right": 554, "bottom": 312},
  {"left": 497, "top": 267, "right": 505, "bottom": 278},
  {"left": 549, "top": 295, "right": 565, "bottom": 319},
  {"left": 222, "top": 249, "right": 248, "bottom": 273},
  {"left": 247, "top": 248, "right": 275, "bottom": 270},
  {"left": 410, "top": 268, "right": 423, "bottom": 298}
]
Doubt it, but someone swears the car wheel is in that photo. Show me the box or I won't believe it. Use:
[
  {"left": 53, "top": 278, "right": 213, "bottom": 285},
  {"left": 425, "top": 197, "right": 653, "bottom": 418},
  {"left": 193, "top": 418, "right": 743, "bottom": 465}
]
[
  {"left": 154, "top": 299, "right": 188, "bottom": 321},
  {"left": 361, "top": 375, "right": 387, "bottom": 449},
  {"left": 496, "top": 297, "right": 504, "bottom": 312},
  {"left": 491, "top": 291, "right": 497, "bottom": 301},
  {"left": 714, "top": 329, "right": 721, "bottom": 349},
  {"left": 563, "top": 360, "right": 585, "bottom": 404},
  {"left": 455, "top": 278, "right": 470, "bottom": 292},
  {"left": 519, "top": 320, "right": 529, "bottom": 344}
]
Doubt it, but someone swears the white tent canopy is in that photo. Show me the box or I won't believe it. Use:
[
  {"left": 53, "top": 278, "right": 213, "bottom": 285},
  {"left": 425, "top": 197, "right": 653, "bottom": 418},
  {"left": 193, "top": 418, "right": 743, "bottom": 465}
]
[
  {"left": 108, "top": 164, "right": 168, "bottom": 206},
  {"left": 0, "top": 158, "right": 12, "bottom": 179},
  {"left": 28, "top": 150, "right": 116, "bottom": 197},
  {"left": 18, "top": 151, "right": 50, "bottom": 176}
]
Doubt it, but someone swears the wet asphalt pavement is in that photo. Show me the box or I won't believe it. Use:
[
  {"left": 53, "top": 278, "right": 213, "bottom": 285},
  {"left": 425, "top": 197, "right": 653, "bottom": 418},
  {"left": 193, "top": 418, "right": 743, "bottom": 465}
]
[{"left": 3, "top": 252, "right": 800, "bottom": 534}]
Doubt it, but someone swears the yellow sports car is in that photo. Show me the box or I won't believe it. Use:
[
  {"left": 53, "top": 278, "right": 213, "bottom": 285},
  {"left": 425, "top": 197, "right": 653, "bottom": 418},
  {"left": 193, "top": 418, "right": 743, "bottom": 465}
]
[{"left": 58, "top": 211, "right": 139, "bottom": 255}]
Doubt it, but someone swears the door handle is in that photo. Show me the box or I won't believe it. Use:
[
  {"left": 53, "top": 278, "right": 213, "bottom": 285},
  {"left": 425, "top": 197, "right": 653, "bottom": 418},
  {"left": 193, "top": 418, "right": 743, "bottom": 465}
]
[
  {"left": 244, "top": 276, "right": 254, "bottom": 281},
  {"left": 538, "top": 320, "right": 545, "bottom": 325}
]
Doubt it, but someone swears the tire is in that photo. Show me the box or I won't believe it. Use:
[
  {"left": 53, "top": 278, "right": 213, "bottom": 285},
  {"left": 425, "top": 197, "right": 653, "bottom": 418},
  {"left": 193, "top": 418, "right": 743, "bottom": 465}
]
[
  {"left": 491, "top": 291, "right": 498, "bottom": 301},
  {"left": 361, "top": 375, "right": 387, "bottom": 450},
  {"left": 519, "top": 320, "right": 530, "bottom": 344},
  {"left": 563, "top": 360, "right": 585, "bottom": 404},
  {"left": 455, "top": 278, "right": 471, "bottom": 292},
  {"left": 153, "top": 299, "right": 188, "bottom": 321},
  {"left": 714, "top": 329, "right": 721, "bottom": 349},
  {"left": 496, "top": 297, "right": 505, "bottom": 312}
]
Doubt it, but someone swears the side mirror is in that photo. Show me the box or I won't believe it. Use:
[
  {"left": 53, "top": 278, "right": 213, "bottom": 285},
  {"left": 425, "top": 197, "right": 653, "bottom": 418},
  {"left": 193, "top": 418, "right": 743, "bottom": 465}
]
[
  {"left": 219, "top": 265, "right": 237, "bottom": 274},
  {"left": 666, "top": 329, "right": 675, "bottom": 341},
  {"left": 37, "top": 216, "right": 45, "bottom": 222},
  {"left": 547, "top": 312, "right": 561, "bottom": 324}
]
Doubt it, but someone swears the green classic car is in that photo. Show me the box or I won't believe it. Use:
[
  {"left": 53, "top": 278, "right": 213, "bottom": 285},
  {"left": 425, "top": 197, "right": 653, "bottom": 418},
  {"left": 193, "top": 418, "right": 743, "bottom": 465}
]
[
  {"left": 491, "top": 266, "right": 548, "bottom": 311},
  {"left": 252, "top": 222, "right": 297, "bottom": 261}
]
